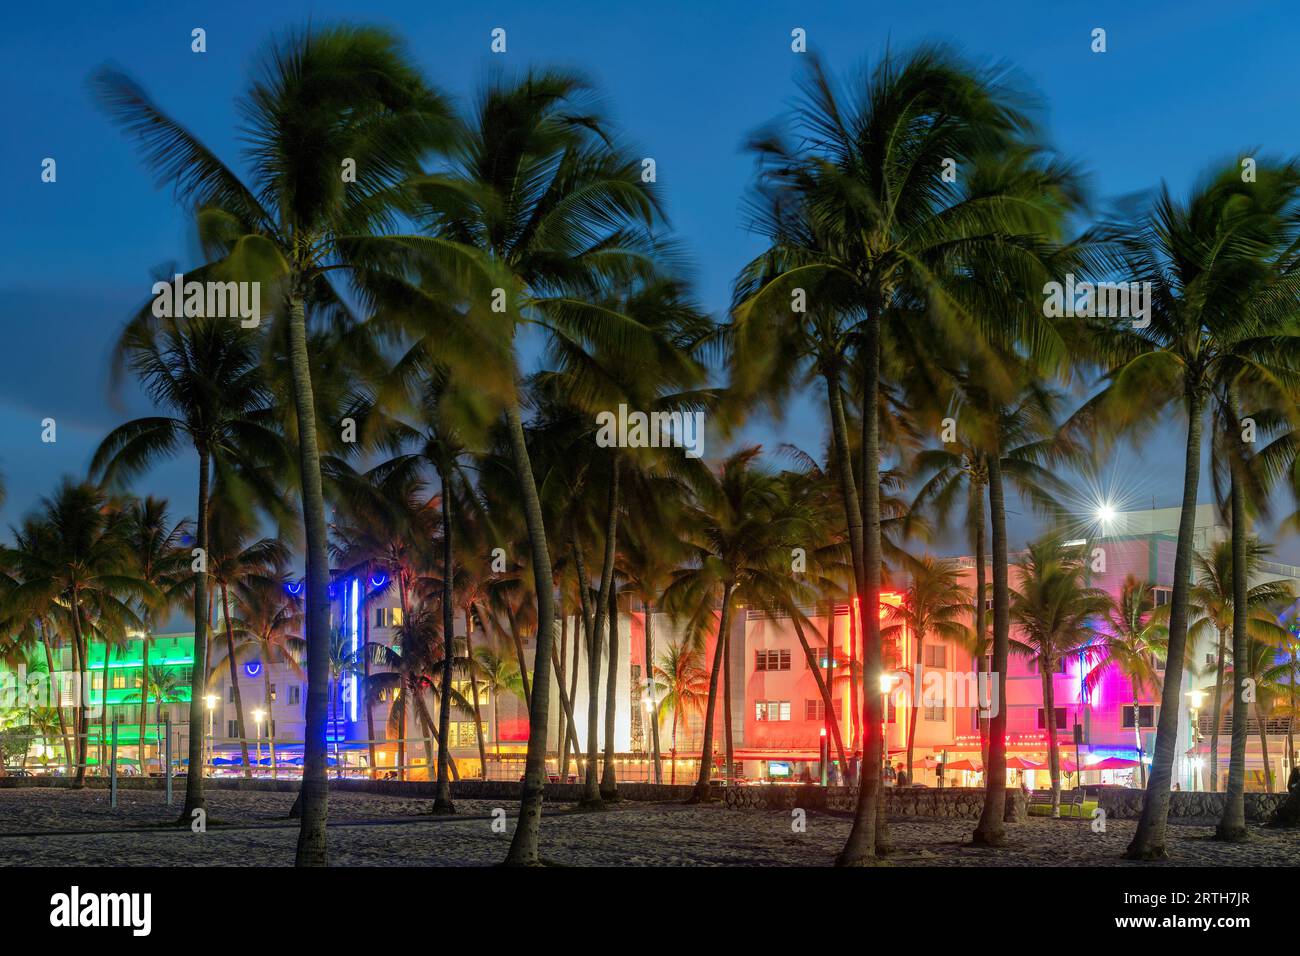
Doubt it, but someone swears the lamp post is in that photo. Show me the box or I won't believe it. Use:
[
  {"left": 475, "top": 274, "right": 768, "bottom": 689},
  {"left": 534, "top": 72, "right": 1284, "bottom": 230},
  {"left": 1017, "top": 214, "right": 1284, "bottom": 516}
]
[
  {"left": 204, "top": 694, "right": 218, "bottom": 772},
  {"left": 253, "top": 708, "right": 265, "bottom": 775}
]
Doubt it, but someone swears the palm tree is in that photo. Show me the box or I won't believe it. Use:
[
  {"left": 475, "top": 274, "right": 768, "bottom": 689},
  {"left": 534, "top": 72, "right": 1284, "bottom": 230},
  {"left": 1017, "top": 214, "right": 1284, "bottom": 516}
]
[
  {"left": 93, "top": 23, "right": 451, "bottom": 865},
  {"left": 1187, "top": 538, "right": 1293, "bottom": 797},
  {"left": 472, "top": 641, "right": 525, "bottom": 760},
  {"left": 1009, "top": 539, "right": 1111, "bottom": 816},
  {"left": 1079, "top": 162, "right": 1300, "bottom": 859},
  {"left": 0, "top": 481, "right": 144, "bottom": 785},
  {"left": 229, "top": 572, "right": 306, "bottom": 780},
  {"left": 122, "top": 498, "right": 190, "bottom": 772},
  {"left": 92, "top": 312, "right": 282, "bottom": 818},
  {"left": 661, "top": 448, "right": 815, "bottom": 800},
  {"left": 205, "top": 502, "right": 289, "bottom": 778},
  {"left": 882, "top": 555, "right": 972, "bottom": 782},
  {"left": 652, "top": 640, "right": 709, "bottom": 786},
  {"left": 733, "top": 49, "right": 1078, "bottom": 866},
  {"left": 399, "top": 70, "right": 667, "bottom": 863},
  {"left": 1086, "top": 576, "right": 1171, "bottom": 788}
]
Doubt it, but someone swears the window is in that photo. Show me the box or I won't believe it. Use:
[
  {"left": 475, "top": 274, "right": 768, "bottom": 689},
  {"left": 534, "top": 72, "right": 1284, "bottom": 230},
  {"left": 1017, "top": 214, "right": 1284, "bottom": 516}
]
[
  {"left": 1122, "top": 705, "right": 1156, "bottom": 728},
  {"left": 923, "top": 694, "right": 945, "bottom": 721},
  {"left": 375, "top": 607, "right": 404, "bottom": 628},
  {"left": 111, "top": 672, "right": 127, "bottom": 690},
  {"left": 287, "top": 685, "right": 301, "bottom": 706},
  {"left": 923, "top": 644, "right": 946, "bottom": 668},
  {"left": 227, "top": 720, "right": 239, "bottom": 738},
  {"left": 1152, "top": 587, "right": 1172, "bottom": 607},
  {"left": 1037, "top": 707, "right": 1068, "bottom": 730},
  {"left": 228, "top": 686, "right": 236, "bottom": 704},
  {"left": 755, "top": 700, "right": 790, "bottom": 722},
  {"left": 805, "top": 698, "right": 843, "bottom": 721},
  {"left": 755, "top": 649, "right": 791, "bottom": 672}
]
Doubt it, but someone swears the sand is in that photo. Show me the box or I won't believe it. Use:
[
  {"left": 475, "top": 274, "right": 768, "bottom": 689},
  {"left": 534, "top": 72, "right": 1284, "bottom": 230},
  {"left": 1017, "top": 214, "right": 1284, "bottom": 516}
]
[{"left": 1, "top": 788, "right": 1297, "bottom": 866}]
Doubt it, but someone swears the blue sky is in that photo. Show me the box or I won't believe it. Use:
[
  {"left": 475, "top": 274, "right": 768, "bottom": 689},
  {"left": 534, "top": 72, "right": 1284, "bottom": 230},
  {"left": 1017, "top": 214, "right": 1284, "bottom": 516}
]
[{"left": 3, "top": 0, "right": 1300, "bottom": 560}]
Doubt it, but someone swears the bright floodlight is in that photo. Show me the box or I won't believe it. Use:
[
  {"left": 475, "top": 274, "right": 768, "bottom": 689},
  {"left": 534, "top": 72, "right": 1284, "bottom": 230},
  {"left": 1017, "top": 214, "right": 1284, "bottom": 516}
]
[{"left": 1097, "top": 502, "right": 1116, "bottom": 526}]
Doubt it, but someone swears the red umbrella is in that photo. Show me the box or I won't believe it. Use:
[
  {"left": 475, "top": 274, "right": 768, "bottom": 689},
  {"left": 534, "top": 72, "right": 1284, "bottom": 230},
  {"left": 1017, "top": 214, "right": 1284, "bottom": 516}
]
[
  {"left": 1005, "top": 756, "right": 1044, "bottom": 771},
  {"left": 1087, "top": 756, "right": 1141, "bottom": 770},
  {"left": 943, "top": 758, "right": 982, "bottom": 772}
]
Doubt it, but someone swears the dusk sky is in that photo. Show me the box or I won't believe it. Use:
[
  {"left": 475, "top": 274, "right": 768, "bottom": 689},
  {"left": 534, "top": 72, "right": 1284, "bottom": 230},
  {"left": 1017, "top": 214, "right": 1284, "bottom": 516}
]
[{"left": 5, "top": 0, "right": 1300, "bottom": 561}]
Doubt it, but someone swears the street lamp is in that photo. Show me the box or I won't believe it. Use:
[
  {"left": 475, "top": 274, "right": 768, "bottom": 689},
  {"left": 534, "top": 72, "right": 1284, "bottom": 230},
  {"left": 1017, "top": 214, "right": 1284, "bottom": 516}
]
[
  {"left": 252, "top": 708, "right": 265, "bottom": 774},
  {"left": 204, "top": 694, "right": 218, "bottom": 770}
]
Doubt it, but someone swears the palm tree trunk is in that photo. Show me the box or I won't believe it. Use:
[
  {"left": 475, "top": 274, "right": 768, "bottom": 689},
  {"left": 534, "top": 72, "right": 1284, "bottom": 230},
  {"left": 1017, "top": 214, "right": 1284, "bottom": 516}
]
[
  {"left": 568, "top": 602, "right": 583, "bottom": 779},
  {"left": 138, "top": 631, "right": 151, "bottom": 772},
  {"left": 465, "top": 608, "right": 489, "bottom": 779},
  {"left": 670, "top": 709, "right": 679, "bottom": 785},
  {"left": 69, "top": 605, "right": 87, "bottom": 787},
  {"left": 600, "top": 461, "right": 622, "bottom": 800},
  {"left": 504, "top": 603, "right": 532, "bottom": 710},
  {"left": 363, "top": 575, "right": 377, "bottom": 780},
  {"left": 286, "top": 289, "right": 333, "bottom": 867},
  {"left": 41, "top": 625, "right": 72, "bottom": 777},
  {"left": 1133, "top": 686, "right": 1147, "bottom": 789},
  {"left": 1256, "top": 698, "right": 1273, "bottom": 793},
  {"left": 99, "top": 637, "right": 111, "bottom": 775},
  {"left": 179, "top": 445, "right": 210, "bottom": 816},
  {"left": 1218, "top": 432, "right": 1250, "bottom": 840},
  {"left": 549, "top": 639, "right": 584, "bottom": 772},
  {"left": 646, "top": 600, "right": 663, "bottom": 784},
  {"left": 848, "top": 593, "right": 861, "bottom": 754},
  {"left": 974, "top": 443, "right": 1011, "bottom": 845},
  {"left": 220, "top": 584, "right": 252, "bottom": 777},
  {"left": 692, "top": 583, "right": 734, "bottom": 801},
  {"left": 433, "top": 469, "right": 456, "bottom": 813},
  {"left": 1210, "top": 627, "right": 1226, "bottom": 791},
  {"left": 502, "top": 404, "right": 559, "bottom": 866},
  {"left": 1127, "top": 388, "right": 1204, "bottom": 859},
  {"left": 397, "top": 697, "right": 406, "bottom": 781},
  {"left": 832, "top": 361, "right": 883, "bottom": 863},
  {"left": 792, "top": 616, "right": 849, "bottom": 772},
  {"left": 974, "top": 480, "right": 990, "bottom": 770},
  {"left": 558, "top": 603, "right": 569, "bottom": 778},
  {"left": 722, "top": 601, "right": 735, "bottom": 788},
  {"left": 1044, "top": 669, "right": 1061, "bottom": 817}
]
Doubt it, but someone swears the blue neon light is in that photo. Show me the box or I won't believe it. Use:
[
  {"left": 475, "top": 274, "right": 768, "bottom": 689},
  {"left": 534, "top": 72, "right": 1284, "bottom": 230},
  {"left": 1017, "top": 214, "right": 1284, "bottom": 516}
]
[{"left": 349, "top": 577, "right": 359, "bottom": 722}]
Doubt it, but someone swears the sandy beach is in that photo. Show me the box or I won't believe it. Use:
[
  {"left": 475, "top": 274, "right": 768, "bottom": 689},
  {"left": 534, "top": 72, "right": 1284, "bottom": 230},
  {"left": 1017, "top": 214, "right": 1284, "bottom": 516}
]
[{"left": 1, "top": 788, "right": 1297, "bottom": 867}]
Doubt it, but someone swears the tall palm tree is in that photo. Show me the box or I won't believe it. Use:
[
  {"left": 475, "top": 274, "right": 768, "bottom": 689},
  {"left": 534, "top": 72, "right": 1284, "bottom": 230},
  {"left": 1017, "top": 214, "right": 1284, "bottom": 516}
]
[
  {"left": 399, "top": 70, "right": 667, "bottom": 862},
  {"left": 1086, "top": 576, "right": 1171, "bottom": 788},
  {"left": 1080, "top": 162, "right": 1300, "bottom": 858},
  {"left": 882, "top": 555, "right": 972, "bottom": 782},
  {"left": 93, "top": 23, "right": 451, "bottom": 865},
  {"left": 472, "top": 640, "right": 526, "bottom": 760},
  {"left": 1009, "top": 539, "right": 1111, "bottom": 816},
  {"left": 733, "top": 49, "right": 1077, "bottom": 865},
  {"left": 92, "top": 312, "right": 282, "bottom": 817}
]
